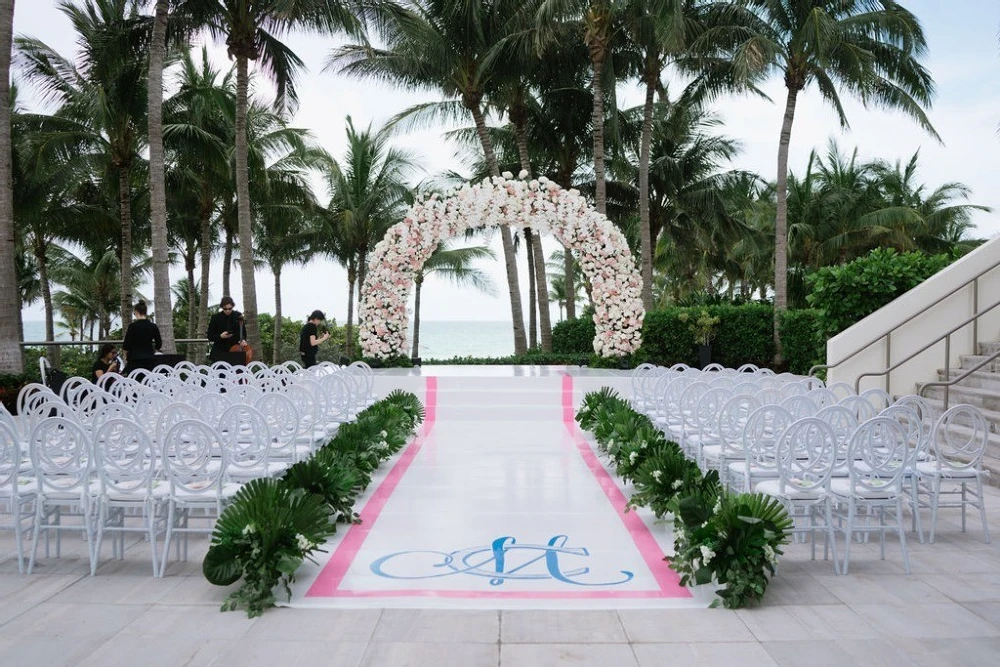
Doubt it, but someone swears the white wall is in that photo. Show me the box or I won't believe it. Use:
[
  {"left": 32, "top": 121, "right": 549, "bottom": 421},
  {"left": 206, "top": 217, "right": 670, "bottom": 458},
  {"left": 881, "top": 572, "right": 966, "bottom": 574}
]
[{"left": 826, "top": 236, "right": 1000, "bottom": 394}]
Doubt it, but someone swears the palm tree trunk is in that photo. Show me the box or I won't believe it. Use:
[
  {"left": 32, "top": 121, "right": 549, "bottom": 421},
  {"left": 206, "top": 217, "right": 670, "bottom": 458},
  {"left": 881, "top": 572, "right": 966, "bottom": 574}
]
[
  {"left": 557, "top": 169, "right": 577, "bottom": 321},
  {"left": 411, "top": 273, "right": 422, "bottom": 359},
  {"left": 345, "top": 267, "right": 356, "bottom": 359},
  {"left": 469, "top": 103, "right": 527, "bottom": 356},
  {"left": 512, "top": 117, "right": 553, "bottom": 352},
  {"left": 273, "top": 267, "right": 282, "bottom": 365},
  {"left": 589, "top": 47, "right": 608, "bottom": 216},
  {"left": 186, "top": 254, "right": 196, "bottom": 341},
  {"left": 526, "top": 229, "right": 537, "bottom": 349},
  {"left": 234, "top": 56, "right": 261, "bottom": 353},
  {"left": 222, "top": 227, "right": 234, "bottom": 297},
  {"left": 35, "top": 245, "right": 59, "bottom": 368},
  {"left": 357, "top": 248, "right": 367, "bottom": 329},
  {"left": 147, "top": 0, "right": 174, "bottom": 353},
  {"left": 774, "top": 86, "right": 799, "bottom": 366},
  {"left": 197, "top": 207, "right": 212, "bottom": 350},
  {"left": 0, "top": 0, "right": 20, "bottom": 373},
  {"left": 638, "top": 72, "right": 655, "bottom": 311},
  {"left": 119, "top": 166, "right": 133, "bottom": 329}
]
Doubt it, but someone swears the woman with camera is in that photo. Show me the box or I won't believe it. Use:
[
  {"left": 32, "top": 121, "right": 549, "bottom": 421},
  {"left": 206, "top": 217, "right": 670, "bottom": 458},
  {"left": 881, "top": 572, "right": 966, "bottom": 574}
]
[{"left": 299, "top": 310, "right": 331, "bottom": 369}]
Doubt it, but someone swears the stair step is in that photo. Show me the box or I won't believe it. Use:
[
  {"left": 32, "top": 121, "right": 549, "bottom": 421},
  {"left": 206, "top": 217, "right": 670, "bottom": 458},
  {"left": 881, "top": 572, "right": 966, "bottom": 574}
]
[
  {"left": 979, "top": 341, "right": 1000, "bottom": 356},
  {"left": 957, "top": 356, "right": 1000, "bottom": 373},
  {"left": 937, "top": 367, "right": 1000, "bottom": 390},
  {"left": 919, "top": 384, "right": 1000, "bottom": 414}
]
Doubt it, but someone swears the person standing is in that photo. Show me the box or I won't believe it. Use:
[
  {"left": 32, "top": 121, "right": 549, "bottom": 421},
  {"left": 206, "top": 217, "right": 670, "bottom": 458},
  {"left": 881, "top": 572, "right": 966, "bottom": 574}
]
[
  {"left": 207, "top": 296, "right": 246, "bottom": 362},
  {"left": 299, "top": 310, "right": 330, "bottom": 369},
  {"left": 122, "top": 300, "right": 162, "bottom": 366}
]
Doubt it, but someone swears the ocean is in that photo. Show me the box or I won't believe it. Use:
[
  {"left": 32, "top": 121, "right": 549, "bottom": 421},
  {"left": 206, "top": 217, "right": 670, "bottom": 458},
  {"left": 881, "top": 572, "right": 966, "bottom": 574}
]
[{"left": 22, "top": 319, "right": 521, "bottom": 359}]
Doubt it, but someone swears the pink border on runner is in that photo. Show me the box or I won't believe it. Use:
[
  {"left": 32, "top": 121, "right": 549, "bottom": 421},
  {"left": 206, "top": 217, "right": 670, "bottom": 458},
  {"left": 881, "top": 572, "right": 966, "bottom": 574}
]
[{"left": 305, "top": 373, "right": 689, "bottom": 599}]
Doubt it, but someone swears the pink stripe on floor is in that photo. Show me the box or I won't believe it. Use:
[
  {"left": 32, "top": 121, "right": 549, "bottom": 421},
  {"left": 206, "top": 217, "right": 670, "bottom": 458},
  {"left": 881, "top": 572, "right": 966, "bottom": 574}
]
[
  {"left": 305, "top": 376, "right": 438, "bottom": 597},
  {"left": 560, "top": 374, "right": 690, "bottom": 598}
]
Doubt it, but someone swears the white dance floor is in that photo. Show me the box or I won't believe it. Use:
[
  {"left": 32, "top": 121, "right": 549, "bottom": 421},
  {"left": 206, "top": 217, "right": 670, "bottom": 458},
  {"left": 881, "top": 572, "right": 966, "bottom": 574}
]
[{"left": 286, "top": 368, "right": 708, "bottom": 609}]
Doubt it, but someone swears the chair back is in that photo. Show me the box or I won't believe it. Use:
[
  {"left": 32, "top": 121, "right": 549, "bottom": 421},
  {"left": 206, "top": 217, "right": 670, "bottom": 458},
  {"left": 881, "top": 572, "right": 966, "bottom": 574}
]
[
  {"left": 30, "top": 417, "right": 93, "bottom": 495},
  {"left": 94, "top": 418, "right": 158, "bottom": 495},
  {"left": 161, "top": 419, "right": 227, "bottom": 494},
  {"left": 846, "top": 416, "right": 909, "bottom": 494},
  {"left": 775, "top": 417, "right": 837, "bottom": 494},
  {"left": 929, "top": 404, "right": 990, "bottom": 473}
]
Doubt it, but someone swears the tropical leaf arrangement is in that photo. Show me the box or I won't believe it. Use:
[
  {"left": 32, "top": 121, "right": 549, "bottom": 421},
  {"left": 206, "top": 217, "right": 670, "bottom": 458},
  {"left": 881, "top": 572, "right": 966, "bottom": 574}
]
[
  {"left": 577, "top": 388, "right": 791, "bottom": 609},
  {"left": 203, "top": 391, "right": 424, "bottom": 617}
]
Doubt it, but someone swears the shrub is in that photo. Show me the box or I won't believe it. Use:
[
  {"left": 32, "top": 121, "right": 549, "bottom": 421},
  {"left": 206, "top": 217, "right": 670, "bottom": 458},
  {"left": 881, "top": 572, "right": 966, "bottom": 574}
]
[
  {"left": 779, "top": 309, "right": 825, "bottom": 375},
  {"left": 709, "top": 304, "right": 774, "bottom": 369},
  {"left": 806, "top": 248, "right": 953, "bottom": 337},
  {"left": 640, "top": 309, "right": 699, "bottom": 366},
  {"left": 551, "top": 316, "right": 596, "bottom": 354}
]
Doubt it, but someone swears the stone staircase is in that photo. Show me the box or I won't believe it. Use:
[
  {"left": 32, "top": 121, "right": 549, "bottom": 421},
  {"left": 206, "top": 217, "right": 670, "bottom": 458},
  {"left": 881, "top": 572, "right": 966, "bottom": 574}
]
[{"left": 918, "top": 339, "right": 1000, "bottom": 485}]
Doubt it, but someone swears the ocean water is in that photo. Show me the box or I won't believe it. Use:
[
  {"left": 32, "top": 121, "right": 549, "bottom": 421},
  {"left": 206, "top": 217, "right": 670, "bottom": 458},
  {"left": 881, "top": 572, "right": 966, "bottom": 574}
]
[
  {"left": 23, "top": 319, "right": 520, "bottom": 359},
  {"left": 411, "top": 320, "right": 516, "bottom": 359}
]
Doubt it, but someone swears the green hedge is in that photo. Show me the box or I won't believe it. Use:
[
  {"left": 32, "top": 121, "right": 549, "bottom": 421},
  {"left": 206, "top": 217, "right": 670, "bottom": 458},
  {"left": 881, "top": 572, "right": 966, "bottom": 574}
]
[
  {"left": 552, "top": 316, "right": 596, "bottom": 354},
  {"left": 551, "top": 304, "right": 826, "bottom": 374},
  {"left": 806, "top": 248, "right": 953, "bottom": 337}
]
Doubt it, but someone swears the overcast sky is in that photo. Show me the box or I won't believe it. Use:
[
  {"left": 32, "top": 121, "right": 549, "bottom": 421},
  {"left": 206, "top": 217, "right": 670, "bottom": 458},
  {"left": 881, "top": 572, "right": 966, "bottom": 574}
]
[{"left": 15, "top": 0, "right": 1000, "bottom": 327}]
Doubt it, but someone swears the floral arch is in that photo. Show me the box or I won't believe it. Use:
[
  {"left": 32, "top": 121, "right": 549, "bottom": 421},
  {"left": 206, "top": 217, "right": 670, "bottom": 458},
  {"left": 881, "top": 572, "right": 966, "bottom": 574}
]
[{"left": 359, "top": 172, "right": 645, "bottom": 359}]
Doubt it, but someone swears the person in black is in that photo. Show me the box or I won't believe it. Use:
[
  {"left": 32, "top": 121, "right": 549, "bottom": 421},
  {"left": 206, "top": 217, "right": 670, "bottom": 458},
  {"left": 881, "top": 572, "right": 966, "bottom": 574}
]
[
  {"left": 207, "top": 296, "right": 246, "bottom": 362},
  {"left": 91, "top": 343, "right": 120, "bottom": 383},
  {"left": 299, "top": 310, "right": 330, "bottom": 369},
  {"left": 122, "top": 301, "right": 162, "bottom": 366}
]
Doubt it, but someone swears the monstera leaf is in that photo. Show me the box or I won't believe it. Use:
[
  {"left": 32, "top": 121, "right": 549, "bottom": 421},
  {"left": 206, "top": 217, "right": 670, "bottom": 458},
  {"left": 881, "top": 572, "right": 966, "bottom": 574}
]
[{"left": 203, "top": 543, "right": 242, "bottom": 586}]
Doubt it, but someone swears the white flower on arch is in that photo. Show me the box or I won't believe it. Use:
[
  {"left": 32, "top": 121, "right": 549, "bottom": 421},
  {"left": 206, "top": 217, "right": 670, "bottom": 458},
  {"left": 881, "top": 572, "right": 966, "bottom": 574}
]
[{"left": 359, "top": 174, "right": 645, "bottom": 358}]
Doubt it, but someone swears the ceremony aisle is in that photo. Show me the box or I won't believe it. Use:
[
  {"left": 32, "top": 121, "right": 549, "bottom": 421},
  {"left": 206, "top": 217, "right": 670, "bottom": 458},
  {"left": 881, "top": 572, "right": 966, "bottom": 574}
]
[{"left": 286, "top": 368, "right": 703, "bottom": 609}]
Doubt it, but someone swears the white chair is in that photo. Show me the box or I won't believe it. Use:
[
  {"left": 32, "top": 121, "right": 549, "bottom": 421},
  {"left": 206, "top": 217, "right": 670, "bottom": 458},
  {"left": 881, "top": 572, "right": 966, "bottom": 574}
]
[
  {"left": 781, "top": 394, "right": 819, "bottom": 420},
  {"left": 0, "top": 420, "right": 36, "bottom": 573},
  {"left": 92, "top": 418, "right": 166, "bottom": 576},
  {"left": 217, "top": 404, "right": 285, "bottom": 481},
  {"left": 28, "top": 417, "right": 98, "bottom": 575},
  {"left": 134, "top": 392, "right": 171, "bottom": 427},
  {"left": 754, "top": 417, "right": 839, "bottom": 573},
  {"left": 685, "top": 386, "right": 731, "bottom": 462},
  {"left": 838, "top": 395, "right": 878, "bottom": 422},
  {"left": 830, "top": 417, "right": 911, "bottom": 575},
  {"left": 826, "top": 381, "right": 855, "bottom": 400},
  {"left": 917, "top": 404, "right": 990, "bottom": 544},
  {"left": 196, "top": 391, "right": 233, "bottom": 426},
  {"left": 807, "top": 388, "right": 838, "bottom": 409},
  {"left": 860, "top": 387, "right": 892, "bottom": 412},
  {"left": 89, "top": 402, "right": 138, "bottom": 435},
  {"left": 729, "top": 405, "right": 794, "bottom": 493},
  {"left": 159, "top": 419, "right": 241, "bottom": 577},
  {"left": 701, "top": 393, "right": 761, "bottom": 487},
  {"left": 255, "top": 392, "right": 306, "bottom": 462},
  {"left": 156, "top": 402, "right": 203, "bottom": 446}
]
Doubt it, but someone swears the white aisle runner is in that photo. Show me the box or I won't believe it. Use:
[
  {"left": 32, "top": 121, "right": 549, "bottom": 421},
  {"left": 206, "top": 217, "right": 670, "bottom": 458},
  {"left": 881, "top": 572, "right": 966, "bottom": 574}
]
[{"left": 286, "top": 372, "right": 702, "bottom": 609}]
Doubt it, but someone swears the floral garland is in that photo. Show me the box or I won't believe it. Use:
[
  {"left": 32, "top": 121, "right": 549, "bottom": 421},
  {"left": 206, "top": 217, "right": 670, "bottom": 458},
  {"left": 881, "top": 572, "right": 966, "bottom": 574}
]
[{"left": 359, "top": 171, "right": 645, "bottom": 358}]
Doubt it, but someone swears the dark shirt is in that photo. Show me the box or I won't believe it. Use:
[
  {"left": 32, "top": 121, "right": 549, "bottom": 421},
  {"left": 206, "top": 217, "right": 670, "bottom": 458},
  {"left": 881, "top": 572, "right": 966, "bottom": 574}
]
[
  {"left": 299, "top": 322, "right": 318, "bottom": 354},
  {"left": 207, "top": 310, "right": 244, "bottom": 360},
  {"left": 91, "top": 359, "right": 111, "bottom": 384},
  {"left": 122, "top": 319, "right": 161, "bottom": 360}
]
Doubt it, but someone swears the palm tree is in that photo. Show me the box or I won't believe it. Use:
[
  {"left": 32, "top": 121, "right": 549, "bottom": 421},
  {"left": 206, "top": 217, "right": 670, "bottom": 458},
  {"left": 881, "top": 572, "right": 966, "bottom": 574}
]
[
  {"left": 697, "top": 0, "right": 937, "bottom": 363},
  {"left": 324, "top": 117, "right": 415, "bottom": 358},
  {"left": 537, "top": 0, "right": 626, "bottom": 217},
  {"left": 17, "top": 0, "right": 152, "bottom": 329},
  {"left": 146, "top": 0, "right": 175, "bottom": 352},
  {"left": 333, "top": 0, "right": 530, "bottom": 355},
  {"left": 546, "top": 248, "right": 583, "bottom": 321},
  {"left": 163, "top": 47, "right": 234, "bottom": 341},
  {"left": 0, "top": 0, "right": 19, "bottom": 372},
  {"left": 411, "top": 242, "right": 496, "bottom": 358},
  {"left": 179, "top": 0, "right": 361, "bottom": 356}
]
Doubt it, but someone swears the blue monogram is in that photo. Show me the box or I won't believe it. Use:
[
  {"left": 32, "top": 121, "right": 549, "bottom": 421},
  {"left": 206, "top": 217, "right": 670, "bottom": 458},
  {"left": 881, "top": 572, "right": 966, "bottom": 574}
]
[{"left": 370, "top": 535, "right": 635, "bottom": 587}]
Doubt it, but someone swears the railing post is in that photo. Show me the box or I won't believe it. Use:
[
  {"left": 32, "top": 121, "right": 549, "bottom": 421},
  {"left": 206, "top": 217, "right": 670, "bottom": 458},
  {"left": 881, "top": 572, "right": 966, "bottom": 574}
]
[
  {"left": 944, "top": 334, "right": 951, "bottom": 411},
  {"left": 973, "top": 277, "right": 979, "bottom": 354},
  {"left": 885, "top": 332, "right": 892, "bottom": 394}
]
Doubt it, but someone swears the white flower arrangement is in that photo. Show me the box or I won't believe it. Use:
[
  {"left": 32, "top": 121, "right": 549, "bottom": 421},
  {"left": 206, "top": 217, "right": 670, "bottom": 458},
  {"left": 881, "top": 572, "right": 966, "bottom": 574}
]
[
  {"left": 699, "top": 545, "right": 716, "bottom": 564},
  {"left": 358, "top": 174, "right": 645, "bottom": 358}
]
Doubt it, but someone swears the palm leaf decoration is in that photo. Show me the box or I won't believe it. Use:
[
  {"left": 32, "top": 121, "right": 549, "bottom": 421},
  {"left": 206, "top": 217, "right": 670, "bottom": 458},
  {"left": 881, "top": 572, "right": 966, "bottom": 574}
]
[
  {"left": 384, "top": 389, "right": 425, "bottom": 426},
  {"left": 203, "top": 478, "right": 335, "bottom": 617},
  {"left": 282, "top": 457, "right": 360, "bottom": 523}
]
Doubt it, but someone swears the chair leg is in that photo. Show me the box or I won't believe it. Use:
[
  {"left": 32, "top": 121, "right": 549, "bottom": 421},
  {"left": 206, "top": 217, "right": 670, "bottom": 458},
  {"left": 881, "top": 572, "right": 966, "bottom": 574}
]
[
  {"left": 27, "top": 500, "right": 45, "bottom": 574},
  {"left": 961, "top": 482, "right": 968, "bottom": 533},
  {"left": 910, "top": 476, "right": 924, "bottom": 544},
  {"left": 824, "top": 500, "right": 840, "bottom": 576},
  {"left": 976, "top": 476, "right": 990, "bottom": 544},
  {"left": 159, "top": 502, "right": 175, "bottom": 578},
  {"left": 895, "top": 498, "right": 911, "bottom": 575},
  {"left": 842, "top": 501, "right": 856, "bottom": 575},
  {"left": 929, "top": 476, "right": 942, "bottom": 544}
]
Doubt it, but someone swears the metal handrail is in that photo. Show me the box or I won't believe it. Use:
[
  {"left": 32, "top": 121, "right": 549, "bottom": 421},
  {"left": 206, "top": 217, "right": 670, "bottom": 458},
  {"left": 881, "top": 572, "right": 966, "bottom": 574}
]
[
  {"left": 919, "top": 347, "right": 1000, "bottom": 411},
  {"left": 809, "top": 254, "right": 1000, "bottom": 376},
  {"left": 19, "top": 338, "right": 209, "bottom": 347},
  {"left": 852, "top": 293, "right": 1000, "bottom": 393}
]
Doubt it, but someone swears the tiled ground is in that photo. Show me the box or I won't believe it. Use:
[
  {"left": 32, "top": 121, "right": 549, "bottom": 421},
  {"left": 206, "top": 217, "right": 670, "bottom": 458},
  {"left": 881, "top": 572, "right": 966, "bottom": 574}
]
[{"left": 2, "top": 366, "right": 999, "bottom": 665}]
